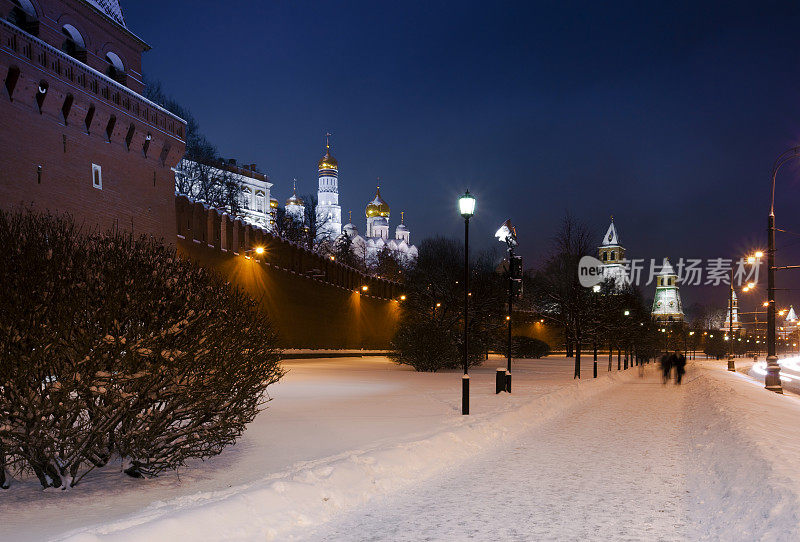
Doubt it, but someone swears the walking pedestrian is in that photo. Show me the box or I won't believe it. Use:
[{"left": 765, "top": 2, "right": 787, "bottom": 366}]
[
  {"left": 674, "top": 352, "right": 686, "bottom": 384},
  {"left": 660, "top": 353, "right": 672, "bottom": 384}
]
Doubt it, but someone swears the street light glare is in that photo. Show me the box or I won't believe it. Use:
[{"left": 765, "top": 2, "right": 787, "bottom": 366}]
[
  {"left": 255, "top": 246, "right": 265, "bottom": 255},
  {"left": 755, "top": 251, "right": 764, "bottom": 258},
  {"left": 458, "top": 190, "right": 476, "bottom": 219},
  {"left": 495, "top": 219, "right": 516, "bottom": 245}
]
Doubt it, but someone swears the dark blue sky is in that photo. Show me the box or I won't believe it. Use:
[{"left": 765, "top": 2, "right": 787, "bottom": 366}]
[{"left": 126, "top": 0, "right": 800, "bottom": 309}]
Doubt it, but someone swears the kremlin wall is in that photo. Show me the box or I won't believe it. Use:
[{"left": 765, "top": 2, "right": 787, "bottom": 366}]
[
  {"left": 175, "top": 196, "right": 402, "bottom": 349},
  {"left": 0, "top": 0, "right": 403, "bottom": 350}
]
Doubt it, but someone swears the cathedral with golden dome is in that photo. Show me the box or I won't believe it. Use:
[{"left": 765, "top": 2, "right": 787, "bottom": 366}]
[
  {"left": 343, "top": 184, "right": 418, "bottom": 264},
  {"left": 282, "top": 134, "right": 417, "bottom": 263},
  {"left": 315, "top": 133, "right": 343, "bottom": 241}
]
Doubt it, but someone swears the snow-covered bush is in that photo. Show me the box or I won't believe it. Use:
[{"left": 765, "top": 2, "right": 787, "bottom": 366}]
[
  {"left": 390, "top": 237, "right": 504, "bottom": 372},
  {"left": 511, "top": 336, "right": 550, "bottom": 359},
  {"left": 0, "top": 209, "right": 283, "bottom": 488}
]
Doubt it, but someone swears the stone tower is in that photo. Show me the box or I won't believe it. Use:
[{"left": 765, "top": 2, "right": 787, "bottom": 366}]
[
  {"left": 652, "top": 258, "right": 684, "bottom": 322},
  {"left": 598, "top": 216, "right": 626, "bottom": 289},
  {"left": 316, "top": 133, "right": 342, "bottom": 242}
]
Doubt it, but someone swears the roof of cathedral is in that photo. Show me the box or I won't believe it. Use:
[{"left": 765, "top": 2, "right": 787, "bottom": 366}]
[
  {"left": 286, "top": 181, "right": 303, "bottom": 206},
  {"left": 657, "top": 258, "right": 677, "bottom": 277},
  {"left": 318, "top": 149, "right": 337, "bottom": 171},
  {"left": 84, "top": 0, "right": 126, "bottom": 27},
  {"left": 601, "top": 217, "right": 621, "bottom": 247},
  {"left": 366, "top": 186, "right": 390, "bottom": 218},
  {"left": 318, "top": 134, "right": 338, "bottom": 170},
  {"left": 786, "top": 305, "right": 798, "bottom": 323}
]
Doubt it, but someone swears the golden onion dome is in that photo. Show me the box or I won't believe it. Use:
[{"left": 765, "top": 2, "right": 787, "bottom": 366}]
[
  {"left": 318, "top": 148, "right": 338, "bottom": 171},
  {"left": 269, "top": 197, "right": 279, "bottom": 209},
  {"left": 286, "top": 193, "right": 303, "bottom": 206},
  {"left": 366, "top": 186, "right": 390, "bottom": 218}
]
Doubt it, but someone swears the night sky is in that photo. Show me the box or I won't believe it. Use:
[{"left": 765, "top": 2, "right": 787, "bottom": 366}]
[{"left": 125, "top": 0, "right": 800, "bottom": 311}]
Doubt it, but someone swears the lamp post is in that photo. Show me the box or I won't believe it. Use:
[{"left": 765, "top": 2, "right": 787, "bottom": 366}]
[
  {"left": 459, "top": 190, "right": 476, "bottom": 415},
  {"left": 495, "top": 219, "right": 518, "bottom": 392},
  {"left": 766, "top": 148, "right": 800, "bottom": 393}
]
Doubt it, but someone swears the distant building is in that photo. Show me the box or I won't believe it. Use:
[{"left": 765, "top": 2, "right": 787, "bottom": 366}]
[
  {"left": 285, "top": 180, "right": 304, "bottom": 222},
  {"left": 598, "top": 216, "right": 626, "bottom": 289},
  {"left": 778, "top": 305, "right": 798, "bottom": 339},
  {"left": 0, "top": 0, "right": 186, "bottom": 240},
  {"left": 652, "top": 258, "right": 684, "bottom": 322},
  {"left": 720, "top": 290, "right": 740, "bottom": 332},
  {"left": 342, "top": 186, "right": 418, "bottom": 265},
  {"left": 174, "top": 159, "right": 273, "bottom": 229},
  {"left": 315, "top": 134, "right": 342, "bottom": 243}
]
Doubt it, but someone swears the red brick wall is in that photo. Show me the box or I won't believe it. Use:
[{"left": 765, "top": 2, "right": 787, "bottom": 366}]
[
  {"left": 176, "top": 196, "right": 404, "bottom": 349},
  {"left": 1, "top": 0, "right": 148, "bottom": 92},
  {"left": 0, "top": 8, "right": 185, "bottom": 242}
]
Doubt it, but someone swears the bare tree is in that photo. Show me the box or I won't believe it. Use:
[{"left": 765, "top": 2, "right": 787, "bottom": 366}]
[{"left": 530, "top": 215, "right": 595, "bottom": 378}]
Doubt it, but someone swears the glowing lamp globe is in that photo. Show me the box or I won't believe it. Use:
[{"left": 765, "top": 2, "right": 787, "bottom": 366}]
[{"left": 458, "top": 190, "right": 476, "bottom": 219}]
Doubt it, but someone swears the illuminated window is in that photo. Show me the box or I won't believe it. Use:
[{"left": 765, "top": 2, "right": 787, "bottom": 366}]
[{"left": 92, "top": 163, "right": 102, "bottom": 190}]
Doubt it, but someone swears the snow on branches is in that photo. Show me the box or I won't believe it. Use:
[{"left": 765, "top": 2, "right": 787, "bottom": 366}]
[{"left": 0, "top": 209, "right": 284, "bottom": 489}]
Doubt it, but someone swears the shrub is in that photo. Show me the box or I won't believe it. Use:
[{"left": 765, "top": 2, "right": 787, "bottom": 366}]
[
  {"left": 390, "top": 237, "right": 504, "bottom": 372},
  {"left": 511, "top": 336, "right": 551, "bottom": 359},
  {"left": 0, "top": 209, "right": 283, "bottom": 488}
]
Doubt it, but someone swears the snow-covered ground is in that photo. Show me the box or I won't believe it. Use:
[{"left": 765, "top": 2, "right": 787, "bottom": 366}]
[
  {"left": 3, "top": 356, "right": 800, "bottom": 541},
  {"left": 1, "top": 355, "right": 625, "bottom": 541}
]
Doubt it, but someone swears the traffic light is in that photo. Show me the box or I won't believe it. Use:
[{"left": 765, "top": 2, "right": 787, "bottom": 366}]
[
  {"left": 510, "top": 255, "right": 523, "bottom": 279},
  {"left": 511, "top": 278, "right": 523, "bottom": 300}
]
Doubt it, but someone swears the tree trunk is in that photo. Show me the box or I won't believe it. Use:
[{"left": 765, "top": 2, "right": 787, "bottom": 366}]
[
  {"left": 574, "top": 337, "right": 581, "bottom": 379},
  {"left": 0, "top": 445, "right": 7, "bottom": 489},
  {"left": 608, "top": 342, "right": 612, "bottom": 371}
]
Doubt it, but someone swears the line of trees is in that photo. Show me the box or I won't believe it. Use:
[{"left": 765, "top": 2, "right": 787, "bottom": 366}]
[{"left": 527, "top": 216, "right": 666, "bottom": 378}]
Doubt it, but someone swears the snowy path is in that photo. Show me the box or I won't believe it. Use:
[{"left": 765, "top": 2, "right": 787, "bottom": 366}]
[{"left": 309, "top": 370, "right": 689, "bottom": 541}]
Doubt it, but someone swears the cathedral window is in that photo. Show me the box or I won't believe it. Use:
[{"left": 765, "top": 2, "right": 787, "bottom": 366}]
[
  {"left": 610, "top": 251, "right": 615, "bottom": 260},
  {"left": 242, "top": 188, "right": 252, "bottom": 210},
  {"left": 91, "top": 163, "right": 102, "bottom": 190},
  {"left": 602, "top": 252, "right": 607, "bottom": 261},
  {"left": 61, "top": 24, "right": 87, "bottom": 63}
]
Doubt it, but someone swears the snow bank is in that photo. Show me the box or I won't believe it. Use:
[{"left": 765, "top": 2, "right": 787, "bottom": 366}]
[
  {"left": 58, "top": 370, "right": 637, "bottom": 541},
  {"left": 685, "top": 363, "right": 800, "bottom": 540}
]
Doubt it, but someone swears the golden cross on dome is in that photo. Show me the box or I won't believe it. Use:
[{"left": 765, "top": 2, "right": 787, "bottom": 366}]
[
  {"left": 348, "top": 210, "right": 352, "bottom": 222},
  {"left": 293, "top": 178, "right": 297, "bottom": 194},
  {"left": 610, "top": 214, "right": 614, "bottom": 222},
  {"left": 325, "top": 132, "right": 331, "bottom": 150},
  {"left": 376, "top": 177, "right": 380, "bottom": 190},
  {"left": 401, "top": 211, "right": 404, "bottom": 224}
]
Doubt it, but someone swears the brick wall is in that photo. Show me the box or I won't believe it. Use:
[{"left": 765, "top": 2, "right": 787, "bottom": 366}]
[
  {"left": 176, "top": 196, "right": 403, "bottom": 348},
  {"left": 0, "top": 14, "right": 185, "bottom": 242}
]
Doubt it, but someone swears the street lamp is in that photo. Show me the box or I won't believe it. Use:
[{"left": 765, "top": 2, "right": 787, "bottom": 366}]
[
  {"left": 766, "top": 148, "right": 800, "bottom": 393},
  {"left": 495, "top": 219, "right": 519, "bottom": 393},
  {"left": 459, "top": 190, "right": 476, "bottom": 415}
]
